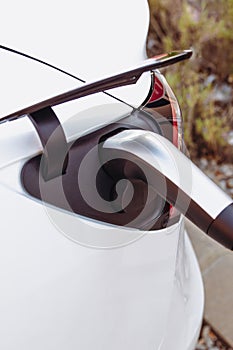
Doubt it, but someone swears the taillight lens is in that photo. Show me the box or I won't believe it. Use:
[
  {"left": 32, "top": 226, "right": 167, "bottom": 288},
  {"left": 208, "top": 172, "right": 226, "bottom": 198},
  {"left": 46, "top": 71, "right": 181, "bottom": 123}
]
[
  {"left": 143, "top": 71, "right": 183, "bottom": 222},
  {"left": 144, "top": 71, "right": 183, "bottom": 150}
]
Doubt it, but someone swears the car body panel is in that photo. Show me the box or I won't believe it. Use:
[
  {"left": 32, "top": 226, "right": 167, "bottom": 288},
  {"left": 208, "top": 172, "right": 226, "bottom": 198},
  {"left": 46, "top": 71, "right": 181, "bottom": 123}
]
[
  {"left": 0, "top": 0, "right": 151, "bottom": 121},
  {"left": 0, "top": 162, "right": 203, "bottom": 349},
  {"left": 0, "top": 0, "right": 204, "bottom": 348}
]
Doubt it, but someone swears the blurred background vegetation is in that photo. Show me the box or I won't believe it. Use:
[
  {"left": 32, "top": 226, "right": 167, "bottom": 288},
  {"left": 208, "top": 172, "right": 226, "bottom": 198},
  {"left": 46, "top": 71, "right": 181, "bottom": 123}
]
[{"left": 147, "top": 0, "right": 233, "bottom": 162}]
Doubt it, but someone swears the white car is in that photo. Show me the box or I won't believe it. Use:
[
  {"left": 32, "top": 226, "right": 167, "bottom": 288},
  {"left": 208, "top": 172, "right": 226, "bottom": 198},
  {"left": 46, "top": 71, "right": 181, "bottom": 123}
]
[{"left": 0, "top": 1, "right": 232, "bottom": 349}]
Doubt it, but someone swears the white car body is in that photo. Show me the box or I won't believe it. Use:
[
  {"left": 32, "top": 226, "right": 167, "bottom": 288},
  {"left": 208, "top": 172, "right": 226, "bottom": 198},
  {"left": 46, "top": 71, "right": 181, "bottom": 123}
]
[{"left": 0, "top": 1, "right": 204, "bottom": 349}]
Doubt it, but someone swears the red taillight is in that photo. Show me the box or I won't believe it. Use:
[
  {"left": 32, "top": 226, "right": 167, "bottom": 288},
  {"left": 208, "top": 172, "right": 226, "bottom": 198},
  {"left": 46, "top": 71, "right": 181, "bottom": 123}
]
[
  {"left": 148, "top": 75, "right": 165, "bottom": 103},
  {"left": 145, "top": 72, "right": 183, "bottom": 222},
  {"left": 146, "top": 72, "right": 183, "bottom": 150}
]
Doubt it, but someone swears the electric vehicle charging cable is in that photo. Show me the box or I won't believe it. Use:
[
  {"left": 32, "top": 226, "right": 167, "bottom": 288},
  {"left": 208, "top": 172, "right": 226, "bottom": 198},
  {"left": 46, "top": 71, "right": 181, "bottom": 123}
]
[{"left": 101, "top": 129, "right": 233, "bottom": 250}]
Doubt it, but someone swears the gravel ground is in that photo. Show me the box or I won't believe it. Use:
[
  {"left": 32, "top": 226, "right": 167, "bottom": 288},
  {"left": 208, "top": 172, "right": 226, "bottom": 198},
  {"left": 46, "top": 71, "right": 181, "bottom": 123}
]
[
  {"left": 194, "top": 159, "right": 233, "bottom": 350},
  {"left": 196, "top": 324, "right": 233, "bottom": 350}
]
